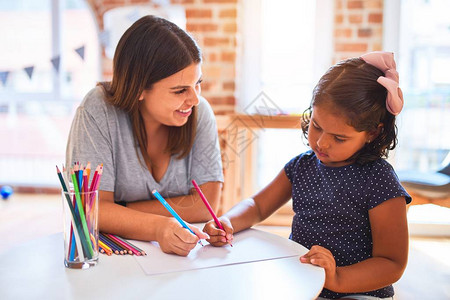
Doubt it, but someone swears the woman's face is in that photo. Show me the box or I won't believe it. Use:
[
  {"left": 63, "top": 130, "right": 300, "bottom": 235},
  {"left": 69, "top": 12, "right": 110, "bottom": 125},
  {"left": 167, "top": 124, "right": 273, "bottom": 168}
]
[
  {"left": 139, "top": 63, "right": 202, "bottom": 127},
  {"left": 308, "top": 102, "right": 371, "bottom": 167}
]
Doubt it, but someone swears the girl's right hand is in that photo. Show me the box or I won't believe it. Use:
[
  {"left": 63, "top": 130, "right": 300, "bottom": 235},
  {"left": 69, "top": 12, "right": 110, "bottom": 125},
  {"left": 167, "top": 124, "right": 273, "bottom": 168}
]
[
  {"left": 156, "top": 217, "right": 208, "bottom": 256},
  {"left": 203, "top": 217, "right": 234, "bottom": 247}
]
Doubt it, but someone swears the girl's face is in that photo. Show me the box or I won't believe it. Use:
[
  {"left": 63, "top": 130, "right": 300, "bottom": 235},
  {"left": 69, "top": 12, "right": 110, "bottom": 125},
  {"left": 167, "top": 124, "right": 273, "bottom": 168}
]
[
  {"left": 308, "top": 103, "right": 372, "bottom": 167},
  {"left": 139, "top": 63, "right": 202, "bottom": 127}
]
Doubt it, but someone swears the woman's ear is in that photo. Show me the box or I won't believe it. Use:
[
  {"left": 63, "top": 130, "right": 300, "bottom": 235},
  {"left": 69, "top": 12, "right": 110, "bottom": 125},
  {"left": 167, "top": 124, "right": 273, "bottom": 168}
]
[{"left": 138, "top": 92, "right": 144, "bottom": 101}]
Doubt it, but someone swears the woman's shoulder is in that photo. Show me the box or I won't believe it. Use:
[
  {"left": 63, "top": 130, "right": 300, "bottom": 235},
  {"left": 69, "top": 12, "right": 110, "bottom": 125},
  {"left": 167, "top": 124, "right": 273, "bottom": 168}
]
[
  {"left": 80, "top": 86, "right": 114, "bottom": 112},
  {"left": 79, "top": 86, "right": 123, "bottom": 118}
]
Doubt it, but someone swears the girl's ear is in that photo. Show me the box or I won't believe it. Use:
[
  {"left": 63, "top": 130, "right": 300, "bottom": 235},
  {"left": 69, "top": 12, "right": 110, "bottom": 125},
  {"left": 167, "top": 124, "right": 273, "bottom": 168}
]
[
  {"left": 367, "top": 123, "right": 383, "bottom": 143},
  {"left": 139, "top": 91, "right": 145, "bottom": 101}
]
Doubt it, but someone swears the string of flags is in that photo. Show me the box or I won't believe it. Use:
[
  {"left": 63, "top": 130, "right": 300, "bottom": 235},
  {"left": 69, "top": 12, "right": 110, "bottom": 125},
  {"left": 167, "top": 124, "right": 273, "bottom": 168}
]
[
  {"left": 0, "top": 45, "right": 85, "bottom": 86},
  {"left": 0, "top": 6, "right": 163, "bottom": 87}
]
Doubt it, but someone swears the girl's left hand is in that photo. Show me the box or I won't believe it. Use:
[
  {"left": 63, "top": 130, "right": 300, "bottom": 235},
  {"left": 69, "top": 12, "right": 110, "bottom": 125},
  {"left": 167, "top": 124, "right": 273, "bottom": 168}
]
[{"left": 300, "top": 245, "right": 338, "bottom": 288}]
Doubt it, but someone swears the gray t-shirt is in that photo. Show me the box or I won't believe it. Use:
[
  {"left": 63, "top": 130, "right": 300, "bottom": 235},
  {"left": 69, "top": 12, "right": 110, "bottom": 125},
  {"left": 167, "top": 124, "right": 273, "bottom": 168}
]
[{"left": 66, "top": 86, "right": 224, "bottom": 203}]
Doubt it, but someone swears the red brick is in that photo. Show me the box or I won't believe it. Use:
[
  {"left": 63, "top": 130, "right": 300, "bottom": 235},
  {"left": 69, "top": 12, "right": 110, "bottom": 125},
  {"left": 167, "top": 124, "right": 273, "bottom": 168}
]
[
  {"left": 369, "top": 13, "right": 383, "bottom": 23},
  {"left": 186, "top": 9, "right": 213, "bottom": 18},
  {"left": 208, "top": 96, "right": 236, "bottom": 105},
  {"left": 221, "top": 51, "right": 236, "bottom": 62},
  {"left": 366, "top": 0, "right": 383, "bottom": 9},
  {"left": 223, "top": 22, "right": 237, "bottom": 33},
  {"left": 223, "top": 81, "right": 235, "bottom": 91},
  {"left": 348, "top": 14, "right": 363, "bottom": 23},
  {"left": 219, "top": 8, "right": 237, "bottom": 18},
  {"left": 335, "top": 28, "right": 353, "bottom": 38},
  {"left": 357, "top": 28, "right": 372, "bottom": 38},
  {"left": 348, "top": 0, "right": 364, "bottom": 9},
  {"left": 204, "top": 37, "right": 230, "bottom": 47},
  {"left": 335, "top": 14, "right": 344, "bottom": 24},
  {"left": 335, "top": 43, "right": 368, "bottom": 52},
  {"left": 187, "top": 23, "right": 219, "bottom": 32}
]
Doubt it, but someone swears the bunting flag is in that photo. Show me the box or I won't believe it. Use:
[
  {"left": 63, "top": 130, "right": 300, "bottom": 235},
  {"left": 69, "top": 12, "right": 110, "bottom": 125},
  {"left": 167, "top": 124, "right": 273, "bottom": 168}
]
[
  {"left": 0, "top": 71, "right": 10, "bottom": 86},
  {"left": 75, "top": 46, "right": 85, "bottom": 60},
  {"left": 51, "top": 56, "right": 61, "bottom": 72},
  {"left": 24, "top": 66, "right": 34, "bottom": 79},
  {"left": 98, "top": 30, "right": 110, "bottom": 48}
]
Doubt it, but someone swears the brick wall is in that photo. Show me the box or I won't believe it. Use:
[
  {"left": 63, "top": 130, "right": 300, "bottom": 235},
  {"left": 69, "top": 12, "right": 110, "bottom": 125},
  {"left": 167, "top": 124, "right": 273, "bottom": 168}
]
[
  {"left": 86, "top": 0, "right": 238, "bottom": 115},
  {"left": 86, "top": 0, "right": 384, "bottom": 114},
  {"left": 333, "top": 0, "right": 384, "bottom": 63}
]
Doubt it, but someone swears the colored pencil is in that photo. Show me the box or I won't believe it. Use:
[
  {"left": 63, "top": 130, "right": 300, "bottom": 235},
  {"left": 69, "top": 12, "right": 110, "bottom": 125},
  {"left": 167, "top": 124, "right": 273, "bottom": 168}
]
[
  {"left": 98, "top": 240, "right": 113, "bottom": 255},
  {"left": 71, "top": 169, "right": 94, "bottom": 258},
  {"left": 106, "top": 234, "right": 139, "bottom": 256},
  {"left": 114, "top": 235, "right": 147, "bottom": 256},
  {"left": 152, "top": 189, "right": 203, "bottom": 246},
  {"left": 192, "top": 179, "right": 233, "bottom": 246},
  {"left": 99, "top": 234, "right": 121, "bottom": 255},
  {"left": 56, "top": 166, "right": 86, "bottom": 261},
  {"left": 101, "top": 233, "right": 126, "bottom": 255}
]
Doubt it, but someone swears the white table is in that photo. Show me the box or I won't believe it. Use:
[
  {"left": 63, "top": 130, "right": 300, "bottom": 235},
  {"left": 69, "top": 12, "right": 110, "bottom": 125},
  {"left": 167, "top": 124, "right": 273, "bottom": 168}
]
[{"left": 0, "top": 229, "right": 324, "bottom": 300}]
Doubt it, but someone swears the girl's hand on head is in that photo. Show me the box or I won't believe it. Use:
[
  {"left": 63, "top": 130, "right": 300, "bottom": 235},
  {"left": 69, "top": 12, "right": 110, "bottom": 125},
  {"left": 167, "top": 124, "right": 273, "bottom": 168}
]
[
  {"left": 202, "top": 216, "right": 234, "bottom": 247},
  {"left": 157, "top": 218, "right": 203, "bottom": 256},
  {"left": 300, "top": 245, "right": 338, "bottom": 289}
]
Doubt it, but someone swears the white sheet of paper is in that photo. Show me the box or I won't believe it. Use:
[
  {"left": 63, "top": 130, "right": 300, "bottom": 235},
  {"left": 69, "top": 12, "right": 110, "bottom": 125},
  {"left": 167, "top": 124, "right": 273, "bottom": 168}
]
[{"left": 132, "top": 228, "right": 306, "bottom": 275}]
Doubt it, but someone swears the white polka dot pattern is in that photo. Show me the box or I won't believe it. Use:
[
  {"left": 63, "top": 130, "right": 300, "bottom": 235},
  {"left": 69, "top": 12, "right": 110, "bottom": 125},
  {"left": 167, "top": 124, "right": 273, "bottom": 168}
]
[{"left": 284, "top": 150, "right": 411, "bottom": 299}]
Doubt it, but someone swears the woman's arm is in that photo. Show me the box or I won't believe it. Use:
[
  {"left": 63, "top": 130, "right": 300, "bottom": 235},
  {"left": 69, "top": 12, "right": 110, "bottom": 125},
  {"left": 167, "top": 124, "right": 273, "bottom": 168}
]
[
  {"left": 125, "top": 181, "right": 222, "bottom": 223},
  {"left": 222, "top": 169, "right": 293, "bottom": 233},
  {"left": 302, "top": 197, "right": 409, "bottom": 293}
]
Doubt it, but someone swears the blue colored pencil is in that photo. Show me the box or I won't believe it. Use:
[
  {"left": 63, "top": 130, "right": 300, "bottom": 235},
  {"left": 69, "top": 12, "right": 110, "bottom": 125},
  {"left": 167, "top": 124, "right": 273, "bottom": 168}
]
[{"left": 152, "top": 189, "right": 203, "bottom": 246}]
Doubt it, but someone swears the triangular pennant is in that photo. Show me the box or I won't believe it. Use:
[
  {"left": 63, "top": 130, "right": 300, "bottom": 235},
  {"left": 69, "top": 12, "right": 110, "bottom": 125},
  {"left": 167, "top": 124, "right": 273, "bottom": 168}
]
[
  {"left": 0, "top": 71, "right": 10, "bottom": 86},
  {"left": 51, "top": 56, "right": 60, "bottom": 72},
  {"left": 24, "top": 66, "right": 34, "bottom": 79},
  {"left": 75, "top": 46, "right": 85, "bottom": 60},
  {"left": 99, "top": 30, "right": 110, "bottom": 48},
  {"left": 126, "top": 9, "right": 140, "bottom": 23}
]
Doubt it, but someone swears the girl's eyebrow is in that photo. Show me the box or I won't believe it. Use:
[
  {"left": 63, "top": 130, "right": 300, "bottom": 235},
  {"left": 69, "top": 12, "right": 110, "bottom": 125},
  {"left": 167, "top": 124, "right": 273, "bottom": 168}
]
[
  {"left": 170, "top": 76, "right": 203, "bottom": 90},
  {"left": 312, "top": 119, "right": 351, "bottom": 139}
]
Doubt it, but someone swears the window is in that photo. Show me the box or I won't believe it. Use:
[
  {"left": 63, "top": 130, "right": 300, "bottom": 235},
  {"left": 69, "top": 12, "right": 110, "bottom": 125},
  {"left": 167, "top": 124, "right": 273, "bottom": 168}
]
[
  {"left": 385, "top": 0, "right": 450, "bottom": 172},
  {"left": 0, "top": 0, "right": 100, "bottom": 186},
  {"left": 238, "top": 0, "right": 333, "bottom": 191}
]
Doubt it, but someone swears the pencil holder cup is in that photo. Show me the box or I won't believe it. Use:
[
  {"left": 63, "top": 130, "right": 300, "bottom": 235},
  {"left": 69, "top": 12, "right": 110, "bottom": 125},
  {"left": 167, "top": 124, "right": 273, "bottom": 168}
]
[{"left": 62, "top": 190, "right": 99, "bottom": 269}]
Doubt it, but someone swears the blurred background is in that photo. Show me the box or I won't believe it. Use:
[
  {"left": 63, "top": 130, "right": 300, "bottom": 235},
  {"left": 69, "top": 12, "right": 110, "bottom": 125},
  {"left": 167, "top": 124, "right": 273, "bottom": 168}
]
[{"left": 0, "top": 0, "right": 449, "bottom": 298}]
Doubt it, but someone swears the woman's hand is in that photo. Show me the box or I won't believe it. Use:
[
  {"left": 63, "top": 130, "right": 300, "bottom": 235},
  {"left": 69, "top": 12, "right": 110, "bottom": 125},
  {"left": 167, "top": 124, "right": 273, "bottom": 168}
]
[
  {"left": 300, "top": 245, "right": 338, "bottom": 289},
  {"left": 203, "top": 216, "right": 234, "bottom": 247},
  {"left": 156, "top": 217, "right": 209, "bottom": 256}
]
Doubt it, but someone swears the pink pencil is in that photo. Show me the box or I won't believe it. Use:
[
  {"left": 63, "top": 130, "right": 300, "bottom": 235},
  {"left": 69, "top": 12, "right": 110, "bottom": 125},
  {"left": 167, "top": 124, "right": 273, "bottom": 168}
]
[{"left": 192, "top": 179, "right": 232, "bottom": 246}]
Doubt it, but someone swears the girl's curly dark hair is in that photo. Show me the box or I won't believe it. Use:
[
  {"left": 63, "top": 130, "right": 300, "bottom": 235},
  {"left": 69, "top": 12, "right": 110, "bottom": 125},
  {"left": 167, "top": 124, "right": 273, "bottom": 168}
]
[{"left": 301, "top": 57, "right": 398, "bottom": 165}]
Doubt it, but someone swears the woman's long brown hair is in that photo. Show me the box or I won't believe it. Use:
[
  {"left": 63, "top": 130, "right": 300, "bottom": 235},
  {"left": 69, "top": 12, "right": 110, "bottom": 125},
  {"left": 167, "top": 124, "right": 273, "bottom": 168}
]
[{"left": 98, "top": 15, "right": 202, "bottom": 170}]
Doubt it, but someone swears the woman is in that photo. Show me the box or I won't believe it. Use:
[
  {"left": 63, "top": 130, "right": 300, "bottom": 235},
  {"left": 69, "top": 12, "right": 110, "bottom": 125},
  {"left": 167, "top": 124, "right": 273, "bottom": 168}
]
[{"left": 66, "top": 15, "right": 223, "bottom": 256}]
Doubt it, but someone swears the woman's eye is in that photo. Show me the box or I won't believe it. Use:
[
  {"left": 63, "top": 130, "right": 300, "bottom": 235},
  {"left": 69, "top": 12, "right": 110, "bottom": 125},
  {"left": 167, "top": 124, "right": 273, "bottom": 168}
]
[
  {"left": 312, "top": 123, "right": 320, "bottom": 130},
  {"left": 334, "top": 137, "right": 345, "bottom": 143},
  {"left": 174, "top": 89, "right": 187, "bottom": 95}
]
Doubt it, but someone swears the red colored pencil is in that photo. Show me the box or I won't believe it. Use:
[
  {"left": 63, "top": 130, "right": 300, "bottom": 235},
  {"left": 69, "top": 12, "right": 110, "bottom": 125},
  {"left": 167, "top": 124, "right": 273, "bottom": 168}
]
[{"left": 192, "top": 179, "right": 232, "bottom": 246}]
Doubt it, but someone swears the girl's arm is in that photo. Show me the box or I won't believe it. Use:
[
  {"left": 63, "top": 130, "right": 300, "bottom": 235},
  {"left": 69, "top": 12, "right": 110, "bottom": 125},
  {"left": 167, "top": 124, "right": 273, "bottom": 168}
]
[
  {"left": 302, "top": 196, "right": 409, "bottom": 293},
  {"left": 126, "top": 181, "right": 222, "bottom": 223},
  {"left": 98, "top": 190, "right": 209, "bottom": 256},
  {"left": 221, "top": 169, "right": 293, "bottom": 233}
]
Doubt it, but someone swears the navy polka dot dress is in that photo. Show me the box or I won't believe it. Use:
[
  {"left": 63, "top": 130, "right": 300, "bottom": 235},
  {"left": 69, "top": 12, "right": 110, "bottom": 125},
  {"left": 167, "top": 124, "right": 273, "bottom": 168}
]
[{"left": 284, "top": 150, "right": 411, "bottom": 299}]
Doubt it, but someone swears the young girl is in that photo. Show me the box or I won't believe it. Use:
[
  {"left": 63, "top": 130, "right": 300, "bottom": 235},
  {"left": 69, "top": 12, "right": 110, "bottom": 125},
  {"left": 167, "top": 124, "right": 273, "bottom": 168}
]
[{"left": 204, "top": 52, "right": 411, "bottom": 299}]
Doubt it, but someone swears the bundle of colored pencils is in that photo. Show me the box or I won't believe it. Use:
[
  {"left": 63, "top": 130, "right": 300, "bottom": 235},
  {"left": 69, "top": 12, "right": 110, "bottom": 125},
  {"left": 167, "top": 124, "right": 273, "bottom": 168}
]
[
  {"left": 56, "top": 162, "right": 103, "bottom": 262},
  {"left": 99, "top": 233, "right": 146, "bottom": 256}
]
